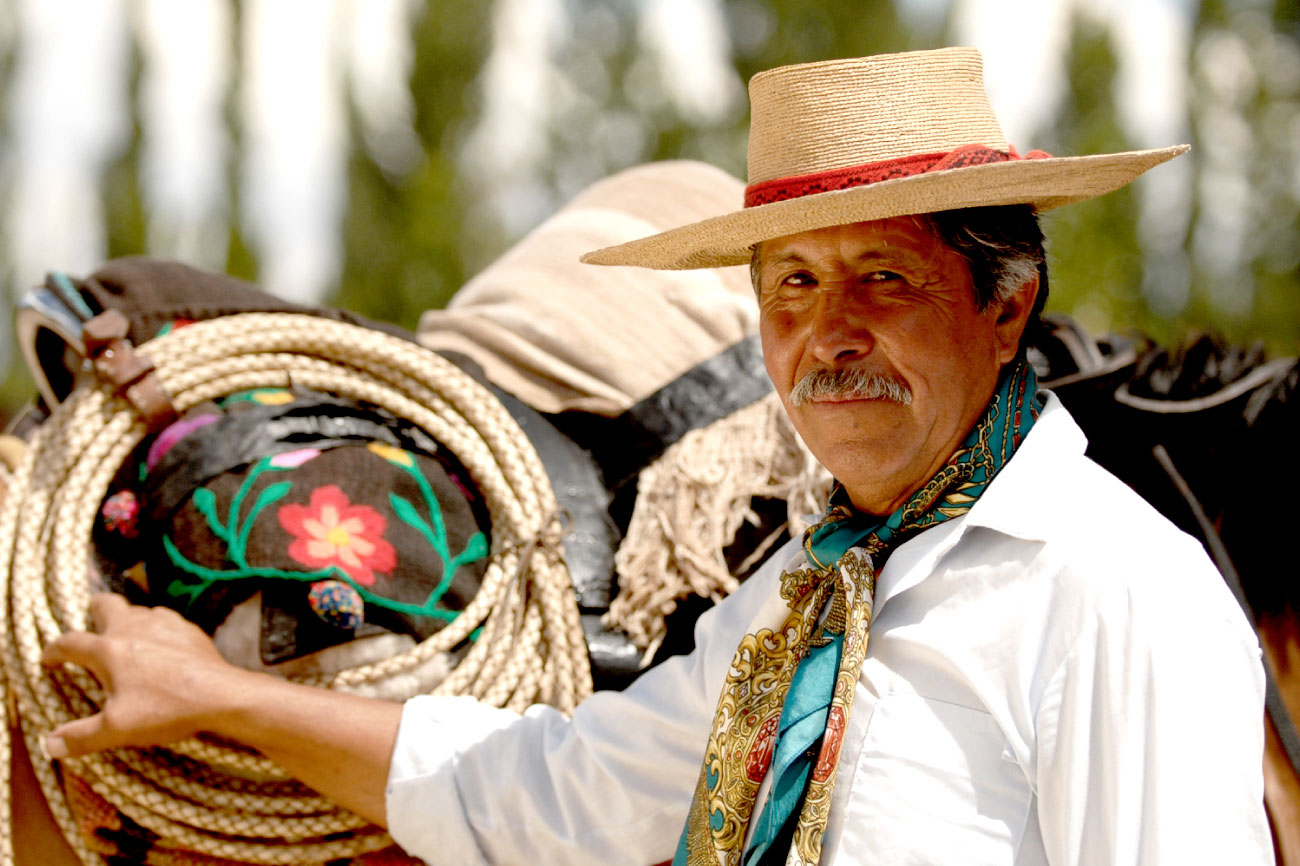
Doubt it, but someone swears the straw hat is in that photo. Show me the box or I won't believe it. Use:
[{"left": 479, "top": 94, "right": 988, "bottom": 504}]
[{"left": 582, "top": 47, "right": 1188, "bottom": 270}]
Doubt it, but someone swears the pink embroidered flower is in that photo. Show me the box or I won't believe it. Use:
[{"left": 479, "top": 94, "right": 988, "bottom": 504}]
[
  {"left": 269, "top": 448, "right": 321, "bottom": 469},
  {"left": 278, "top": 485, "right": 395, "bottom": 586}
]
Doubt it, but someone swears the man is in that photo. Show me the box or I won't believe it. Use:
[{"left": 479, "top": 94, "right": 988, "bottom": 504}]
[{"left": 42, "top": 48, "right": 1271, "bottom": 864}]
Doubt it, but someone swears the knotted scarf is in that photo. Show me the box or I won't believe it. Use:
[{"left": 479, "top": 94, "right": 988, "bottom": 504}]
[{"left": 673, "top": 359, "right": 1042, "bottom": 866}]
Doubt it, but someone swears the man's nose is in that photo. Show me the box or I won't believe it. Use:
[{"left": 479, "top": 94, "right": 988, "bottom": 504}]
[{"left": 806, "top": 288, "right": 874, "bottom": 365}]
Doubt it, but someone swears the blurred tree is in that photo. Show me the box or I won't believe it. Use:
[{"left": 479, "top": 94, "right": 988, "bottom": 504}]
[
  {"left": 717, "top": 0, "right": 918, "bottom": 179},
  {"left": 427, "top": 0, "right": 918, "bottom": 309},
  {"left": 729, "top": 0, "right": 914, "bottom": 81},
  {"left": 334, "top": 0, "right": 913, "bottom": 330},
  {"left": 101, "top": 13, "right": 147, "bottom": 261},
  {"left": 225, "top": 0, "right": 258, "bottom": 283},
  {"left": 1247, "top": 0, "right": 1300, "bottom": 352},
  {"left": 0, "top": 1, "right": 23, "bottom": 426},
  {"left": 8, "top": 0, "right": 1300, "bottom": 436},
  {"left": 1186, "top": 0, "right": 1300, "bottom": 352},
  {"left": 571, "top": 0, "right": 918, "bottom": 185},
  {"left": 331, "top": 1, "right": 491, "bottom": 330},
  {"left": 1039, "top": 11, "right": 1146, "bottom": 339}
]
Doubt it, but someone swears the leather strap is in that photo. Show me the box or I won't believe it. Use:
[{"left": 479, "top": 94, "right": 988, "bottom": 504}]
[
  {"left": 549, "top": 335, "right": 773, "bottom": 491},
  {"left": 82, "top": 309, "right": 178, "bottom": 434}
]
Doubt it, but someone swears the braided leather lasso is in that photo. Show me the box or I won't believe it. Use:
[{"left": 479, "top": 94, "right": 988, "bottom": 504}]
[{"left": 0, "top": 313, "right": 591, "bottom": 865}]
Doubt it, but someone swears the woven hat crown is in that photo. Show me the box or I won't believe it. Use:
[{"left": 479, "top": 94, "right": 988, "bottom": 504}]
[{"left": 747, "top": 49, "right": 1008, "bottom": 185}]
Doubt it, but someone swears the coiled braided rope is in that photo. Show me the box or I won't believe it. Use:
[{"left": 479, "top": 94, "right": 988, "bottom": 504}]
[{"left": 0, "top": 313, "right": 592, "bottom": 865}]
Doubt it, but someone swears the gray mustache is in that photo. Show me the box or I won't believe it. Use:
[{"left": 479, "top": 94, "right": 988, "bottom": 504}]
[{"left": 789, "top": 368, "right": 912, "bottom": 407}]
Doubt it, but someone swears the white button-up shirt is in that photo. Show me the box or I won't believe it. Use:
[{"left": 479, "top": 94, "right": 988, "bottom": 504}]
[{"left": 386, "top": 395, "right": 1273, "bottom": 865}]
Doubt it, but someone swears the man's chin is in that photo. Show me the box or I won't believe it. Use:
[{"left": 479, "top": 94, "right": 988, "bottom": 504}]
[{"left": 795, "top": 413, "right": 911, "bottom": 473}]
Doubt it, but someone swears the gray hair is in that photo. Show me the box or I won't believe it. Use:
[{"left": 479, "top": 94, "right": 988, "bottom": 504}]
[{"left": 920, "top": 207, "right": 1046, "bottom": 311}]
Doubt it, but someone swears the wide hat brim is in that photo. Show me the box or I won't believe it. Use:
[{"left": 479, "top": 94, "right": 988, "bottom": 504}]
[{"left": 582, "top": 144, "right": 1188, "bottom": 270}]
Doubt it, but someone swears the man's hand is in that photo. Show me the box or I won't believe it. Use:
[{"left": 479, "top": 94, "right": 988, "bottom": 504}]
[
  {"left": 41, "top": 593, "right": 251, "bottom": 757},
  {"left": 40, "top": 592, "right": 403, "bottom": 827}
]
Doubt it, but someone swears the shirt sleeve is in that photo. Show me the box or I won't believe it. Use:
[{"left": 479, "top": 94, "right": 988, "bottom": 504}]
[
  {"left": 1032, "top": 533, "right": 1274, "bottom": 865},
  {"left": 385, "top": 541, "right": 794, "bottom": 865}
]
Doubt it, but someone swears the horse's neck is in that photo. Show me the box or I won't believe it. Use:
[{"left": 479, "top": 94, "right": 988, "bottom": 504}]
[
  {"left": 1258, "top": 609, "right": 1300, "bottom": 865},
  {"left": 1260, "top": 610, "right": 1300, "bottom": 714}
]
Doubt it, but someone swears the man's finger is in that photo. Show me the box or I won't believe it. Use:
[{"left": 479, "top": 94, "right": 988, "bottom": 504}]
[
  {"left": 43, "top": 714, "right": 115, "bottom": 759},
  {"left": 88, "top": 592, "right": 130, "bottom": 633},
  {"left": 41, "top": 632, "right": 108, "bottom": 685}
]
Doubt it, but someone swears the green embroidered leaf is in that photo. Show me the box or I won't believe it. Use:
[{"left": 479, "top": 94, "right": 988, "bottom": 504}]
[
  {"left": 391, "top": 492, "right": 433, "bottom": 538},
  {"left": 162, "top": 536, "right": 213, "bottom": 608},
  {"left": 234, "top": 481, "right": 294, "bottom": 564},
  {"left": 167, "top": 579, "right": 204, "bottom": 605},
  {"left": 449, "top": 531, "right": 489, "bottom": 571},
  {"left": 253, "top": 481, "right": 293, "bottom": 509},
  {"left": 406, "top": 463, "right": 452, "bottom": 563},
  {"left": 191, "top": 488, "right": 224, "bottom": 538},
  {"left": 423, "top": 531, "right": 490, "bottom": 610}
]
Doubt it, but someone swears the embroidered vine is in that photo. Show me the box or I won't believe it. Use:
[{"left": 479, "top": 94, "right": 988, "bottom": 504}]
[{"left": 162, "top": 445, "right": 488, "bottom": 622}]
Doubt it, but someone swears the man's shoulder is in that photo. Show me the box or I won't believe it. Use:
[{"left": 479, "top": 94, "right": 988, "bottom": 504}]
[
  {"left": 955, "top": 408, "right": 1257, "bottom": 680},
  {"left": 1052, "top": 451, "right": 1190, "bottom": 546},
  {"left": 978, "top": 399, "right": 1225, "bottom": 601},
  {"left": 973, "top": 396, "right": 1187, "bottom": 548}
]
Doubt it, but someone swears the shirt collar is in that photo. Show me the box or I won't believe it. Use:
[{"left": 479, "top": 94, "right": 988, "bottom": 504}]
[
  {"left": 869, "top": 392, "right": 1084, "bottom": 610},
  {"left": 955, "top": 390, "right": 1084, "bottom": 541}
]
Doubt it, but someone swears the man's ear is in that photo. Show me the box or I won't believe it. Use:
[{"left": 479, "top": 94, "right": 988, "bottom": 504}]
[{"left": 992, "top": 276, "right": 1039, "bottom": 366}]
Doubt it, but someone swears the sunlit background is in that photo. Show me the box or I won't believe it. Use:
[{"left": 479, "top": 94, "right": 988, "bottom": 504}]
[{"left": 1, "top": 0, "right": 1297, "bottom": 422}]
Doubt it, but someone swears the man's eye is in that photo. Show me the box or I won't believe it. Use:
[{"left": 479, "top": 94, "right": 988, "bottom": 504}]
[
  {"left": 865, "top": 270, "right": 903, "bottom": 282},
  {"left": 782, "top": 271, "right": 816, "bottom": 286}
]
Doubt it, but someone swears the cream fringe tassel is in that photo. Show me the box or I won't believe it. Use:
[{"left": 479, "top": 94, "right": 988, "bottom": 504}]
[{"left": 608, "top": 392, "right": 832, "bottom": 654}]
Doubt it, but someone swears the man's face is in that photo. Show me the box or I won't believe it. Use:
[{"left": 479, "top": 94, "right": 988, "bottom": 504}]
[{"left": 757, "top": 217, "right": 1029, "bottom": 515}]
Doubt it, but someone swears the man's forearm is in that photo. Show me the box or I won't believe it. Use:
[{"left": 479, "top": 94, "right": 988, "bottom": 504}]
[{"left": 209, "top": 667, "right": 403, "bottom": 827}]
